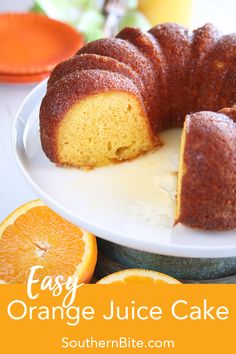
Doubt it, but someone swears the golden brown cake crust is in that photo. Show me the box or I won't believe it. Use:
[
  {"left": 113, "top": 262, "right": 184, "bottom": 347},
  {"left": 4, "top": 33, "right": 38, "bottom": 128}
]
[
  {"left": 117, "top": 27, "right": 168, "bottom": 132},
  {"left": 196, "top": 34, "right": 236, "bottom": 111},
  {"left": 187, "top": 23, "right": 220, "bottom": 113},
  {"left": 219, "top": 104, "right": 236, "bottom": 121},
  {"left": 178, "top": 112, "right": 236, "bottom": 230},
  {"left": 76, "top": 37, "right": 155, "bottom": 89},
  {"left": 77, "top": 37, "right": 158, "bottom": 131},
  {"left": 40, "top": 69, "right": 151, "bottom": 162},
  {"left": 47, "top": 53, "right": 145, "bottom": 98}
]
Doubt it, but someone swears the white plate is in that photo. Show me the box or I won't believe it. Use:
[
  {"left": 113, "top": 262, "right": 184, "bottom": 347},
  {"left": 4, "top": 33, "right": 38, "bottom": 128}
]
[{"left": 13, "top": 80, "right": 236, "bottom": 258}]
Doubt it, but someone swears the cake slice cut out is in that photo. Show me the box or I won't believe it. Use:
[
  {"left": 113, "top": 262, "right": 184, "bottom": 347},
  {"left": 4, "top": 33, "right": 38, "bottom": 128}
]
[
  {"left": 175, "top": 112, "right": 236, "bottom": 230},
  {"left": 40, "top": 70, "right": 158, "bottom": 169}
]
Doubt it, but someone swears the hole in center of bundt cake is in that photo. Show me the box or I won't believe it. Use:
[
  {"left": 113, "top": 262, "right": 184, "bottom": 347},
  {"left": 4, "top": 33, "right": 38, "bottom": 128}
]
[{"left": 57, "top": 92, "right": 156, "bottom": 169}]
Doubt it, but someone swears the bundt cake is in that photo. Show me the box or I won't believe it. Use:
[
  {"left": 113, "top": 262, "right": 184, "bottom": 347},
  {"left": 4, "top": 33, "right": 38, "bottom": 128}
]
[
  {"left": 40, "top": 23, "right": 236, "bottom": 230},
  {"left": 41, "top": 69, "right": 157, "bottom": 167},
  {"left": 176, "top": 111, "right": 236, "bottom": 230}
]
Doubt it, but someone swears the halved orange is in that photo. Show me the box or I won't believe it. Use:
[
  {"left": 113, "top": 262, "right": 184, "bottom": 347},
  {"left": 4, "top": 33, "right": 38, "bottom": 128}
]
[
  {"left": 97, "top": 269, "right": 181, "bottom": 284},
  {"left": 0, "top": 13, "right": 84, "bottom": 75},
  {"left": 0, "top": 200, "right": 97, "bottom": 284}
]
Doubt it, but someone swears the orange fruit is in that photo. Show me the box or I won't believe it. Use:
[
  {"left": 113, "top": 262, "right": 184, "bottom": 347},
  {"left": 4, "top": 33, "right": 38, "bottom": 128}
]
[
  {"left": 97, "top": 269, "right": 181, "bottom": 284},
  {"left": 0, "top": 200, "right": 97, "bottom": 284}
]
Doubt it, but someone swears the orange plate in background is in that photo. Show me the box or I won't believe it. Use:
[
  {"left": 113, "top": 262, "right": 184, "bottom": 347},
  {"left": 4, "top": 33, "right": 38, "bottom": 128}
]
[
  {"left": 0, "top": 13, "right": 84, "bottom": 75},
  {"left": 0, "top": 72, "right": 49, "bottom": 84}
]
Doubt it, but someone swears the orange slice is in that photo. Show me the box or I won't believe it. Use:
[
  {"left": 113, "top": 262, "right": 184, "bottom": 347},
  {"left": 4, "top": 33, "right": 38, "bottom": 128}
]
[
  {"left": 97, "top": 269, "right": 181, "bottom": 284},
  {"left": 0, "top": 13, "right": 84, "bottom": 75},
  {"left": 0, "top": 200, "right": 97, "bottom": 284}
]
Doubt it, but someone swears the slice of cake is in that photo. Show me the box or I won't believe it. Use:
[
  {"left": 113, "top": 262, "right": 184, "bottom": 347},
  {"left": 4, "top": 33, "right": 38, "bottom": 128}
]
[{"left": 176, "top": 111, "right": 236, "bottom": 230}]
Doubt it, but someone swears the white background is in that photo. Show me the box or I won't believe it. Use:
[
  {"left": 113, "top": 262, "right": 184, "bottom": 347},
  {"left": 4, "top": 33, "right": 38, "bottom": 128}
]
[{"left": 0, "top": 0, "right": 236, "bottom": 221}]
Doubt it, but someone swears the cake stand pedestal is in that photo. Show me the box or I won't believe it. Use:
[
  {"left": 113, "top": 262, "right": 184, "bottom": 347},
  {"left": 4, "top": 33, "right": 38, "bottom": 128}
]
[{"left": 95, "top": 238, "right": 236, "bottom": 284}]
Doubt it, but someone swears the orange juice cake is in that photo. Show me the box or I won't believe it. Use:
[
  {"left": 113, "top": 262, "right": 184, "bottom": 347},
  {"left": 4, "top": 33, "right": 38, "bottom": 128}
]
[{"left": 40, "top": 23, "right": 236, "bottom": 230}]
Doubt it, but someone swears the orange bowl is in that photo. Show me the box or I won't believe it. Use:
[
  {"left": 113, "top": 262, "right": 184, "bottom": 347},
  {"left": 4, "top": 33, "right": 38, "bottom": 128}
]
[
  {"left": 0, "top": 72, "right": 50, "bottom": 84},
  {"left": 0, "top": 13, "right": 84, "bottom": 75}
]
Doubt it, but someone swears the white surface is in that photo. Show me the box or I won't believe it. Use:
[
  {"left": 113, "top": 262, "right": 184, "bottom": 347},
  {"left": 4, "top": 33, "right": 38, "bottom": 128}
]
[{"left": 13, "top": 81, "right": 236, "bottom": 258}]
